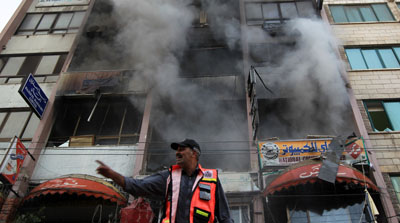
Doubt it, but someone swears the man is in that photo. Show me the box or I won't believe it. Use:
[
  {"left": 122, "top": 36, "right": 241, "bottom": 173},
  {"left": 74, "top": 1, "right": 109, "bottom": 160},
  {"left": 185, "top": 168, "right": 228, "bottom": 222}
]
[{"left": 96, "top": 139, "right": 234, "bottom": 223}]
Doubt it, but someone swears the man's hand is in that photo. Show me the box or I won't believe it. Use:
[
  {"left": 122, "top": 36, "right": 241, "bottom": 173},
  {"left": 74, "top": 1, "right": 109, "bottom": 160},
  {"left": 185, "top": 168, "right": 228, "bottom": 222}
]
[
  {"left": 95, "top": 160, "right": 125, "bottom": 188},
  {"left": 96, "top": 160, "right": 114, "bottom": 178}
]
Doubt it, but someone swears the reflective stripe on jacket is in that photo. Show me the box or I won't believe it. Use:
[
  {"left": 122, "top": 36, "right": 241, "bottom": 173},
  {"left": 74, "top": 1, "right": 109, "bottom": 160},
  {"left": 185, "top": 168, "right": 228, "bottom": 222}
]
[{"left": 162, "top": 164, "right": 217, "bottom": 223}]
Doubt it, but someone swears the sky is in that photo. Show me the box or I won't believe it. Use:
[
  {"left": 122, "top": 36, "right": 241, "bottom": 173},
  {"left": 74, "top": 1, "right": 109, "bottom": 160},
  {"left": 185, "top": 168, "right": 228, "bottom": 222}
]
[{"left": 0, "top": 0, "right": 23, "bottom": 33}]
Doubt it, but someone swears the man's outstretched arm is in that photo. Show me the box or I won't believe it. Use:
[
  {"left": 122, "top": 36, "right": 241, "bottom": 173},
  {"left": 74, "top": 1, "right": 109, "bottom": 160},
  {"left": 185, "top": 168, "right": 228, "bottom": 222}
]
[{"left": 96, "top": 160, "right": 126, "bottom": 188}]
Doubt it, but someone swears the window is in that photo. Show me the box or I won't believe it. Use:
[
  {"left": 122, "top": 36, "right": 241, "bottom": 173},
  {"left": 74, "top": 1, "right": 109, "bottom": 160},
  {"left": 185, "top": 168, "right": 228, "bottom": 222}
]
[
  {"left": 345, "top": 47, "right": 400, "bottom": 70},
  {"left": 330, "top": 4, "right": 394, "bottom": 23},
  {"left": 0, "top": 54, "right": 66, "bottom": 83},
  {"left": 16, "top": 12, "right": 85, "bottom": 35},
  {"left": 364, "top": 101, "right": 400, "bottom": 132},
  {"left": 245, "top": 1, "right": 315, "bottom": 25},
  {"left": 48, "top": 97, "right": 144, "bottom": 147},
  {"left": 230, "top": 205, "right": 250, "bottom": 223},
  {"left": 391, "top": 176, "right": 400, "bottom": 204},
  {"left": 0, "top": 111, "right": 40, "bottom": 145}
]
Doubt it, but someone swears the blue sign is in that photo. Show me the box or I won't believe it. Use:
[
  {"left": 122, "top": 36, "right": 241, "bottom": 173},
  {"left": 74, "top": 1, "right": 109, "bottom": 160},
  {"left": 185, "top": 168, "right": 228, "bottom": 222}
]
[{"left": 19, "top": 74, "right": 49, "bottom": 119}]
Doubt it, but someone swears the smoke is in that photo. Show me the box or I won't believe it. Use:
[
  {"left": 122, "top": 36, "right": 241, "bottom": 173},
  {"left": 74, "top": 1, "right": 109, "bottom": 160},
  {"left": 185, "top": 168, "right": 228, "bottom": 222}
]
[
  {"left": 256, "top": 18, "right": 353, "bottom": 139},
  {"left": 67, "top": 0, "right": 354, "bottom": 171}
]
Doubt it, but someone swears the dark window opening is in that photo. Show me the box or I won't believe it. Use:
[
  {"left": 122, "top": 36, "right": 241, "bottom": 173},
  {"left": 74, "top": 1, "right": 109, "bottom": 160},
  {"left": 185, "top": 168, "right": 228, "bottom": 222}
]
[
  {"left": 47, "top": 96, "right": 144, "bottom": 147},
  {"left": 146, "top": 98, "right": 249, "bottom": 173},
  {"left": 180, "top": 48, "right": 243, "bottom": 77}
]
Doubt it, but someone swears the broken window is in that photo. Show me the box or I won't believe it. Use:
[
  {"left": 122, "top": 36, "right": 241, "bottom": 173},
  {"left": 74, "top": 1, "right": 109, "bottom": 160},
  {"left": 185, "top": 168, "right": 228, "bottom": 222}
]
[
  {"left": 0, "top": 54, "right": 67, "bottom": 84},
  {"left": 16, "top": 11, "right": 85, "bottom": 35},
  {"left": 47, "top": 96, "right": 144, "bottom": 147},
  {"left": 364, "top": 101, "right": 400, "bottom": 132},
  {"left": 245, "top": 1, "right": 315, "bottom": 25},
  {"left": 330, "top": 4, "right": 394, "bottom": 23}
]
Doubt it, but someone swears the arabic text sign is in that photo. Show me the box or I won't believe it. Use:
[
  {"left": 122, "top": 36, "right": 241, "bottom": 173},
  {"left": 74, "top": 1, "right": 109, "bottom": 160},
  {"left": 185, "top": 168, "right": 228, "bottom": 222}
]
[
  {"left": 0, "top": 137, "right": 28, "bottom": 185},
  {"left": 19, "top": 74, "right": 49, "bottom": 119},
  {"left": 258, "top": 139, "right": 368, "bottom": 167}
]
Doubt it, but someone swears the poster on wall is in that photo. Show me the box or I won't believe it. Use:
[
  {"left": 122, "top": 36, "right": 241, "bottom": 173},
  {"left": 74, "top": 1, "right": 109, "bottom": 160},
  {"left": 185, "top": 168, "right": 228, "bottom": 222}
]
[
  {"left": 0, "top": 137, "right": 28, "bottom": 185},
  {"left": 36, "top": 0, "right": 90, "bottom": 7},
  {"left": 258, "top": 138, "right": 368, "bottom": 168}
]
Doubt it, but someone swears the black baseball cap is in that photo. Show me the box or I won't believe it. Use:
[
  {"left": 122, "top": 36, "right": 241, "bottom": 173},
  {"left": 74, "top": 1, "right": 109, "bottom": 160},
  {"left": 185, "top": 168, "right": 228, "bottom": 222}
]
[{"left": 171, "top": 139, "right": 201, "bottom": 153}]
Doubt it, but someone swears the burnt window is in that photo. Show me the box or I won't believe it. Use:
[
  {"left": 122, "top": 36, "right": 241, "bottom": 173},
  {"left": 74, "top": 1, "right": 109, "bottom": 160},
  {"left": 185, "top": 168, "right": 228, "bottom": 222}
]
[
  {"left": 245, "top": 1, "right": 315, "bottom": 25},
  {"left": 16, "top": 12, "right": 85, "bottom": 35},
  {"left": 0, "top": 54, "right": 67, "bottom": 84},
  {"left": 48, "top": 96, "right": 144, "bottom": 147}
]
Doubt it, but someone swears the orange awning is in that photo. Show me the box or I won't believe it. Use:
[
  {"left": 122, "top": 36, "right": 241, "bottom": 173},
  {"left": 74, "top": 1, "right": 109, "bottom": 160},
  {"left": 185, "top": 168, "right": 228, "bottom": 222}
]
[
  {"left": 264, "top": 160, "right": 378, "bottom": 196},
  {"left": 25, "top": 175, "right": 127, "bottom": 206}
]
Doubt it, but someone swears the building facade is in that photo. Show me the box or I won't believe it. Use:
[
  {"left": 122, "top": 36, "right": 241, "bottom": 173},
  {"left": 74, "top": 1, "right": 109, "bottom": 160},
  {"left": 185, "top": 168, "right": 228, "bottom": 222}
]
[{"left": 0, "top": 0, "right": 398, "bottom": 222}]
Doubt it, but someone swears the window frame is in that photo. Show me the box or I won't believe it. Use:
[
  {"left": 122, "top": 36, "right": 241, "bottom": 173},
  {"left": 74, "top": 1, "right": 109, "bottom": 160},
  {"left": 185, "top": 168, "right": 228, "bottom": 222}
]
[
  {"left": 329, "top": 4, "right": 394, "bottom": 23},
  {"left": 0, "top": 53, "right": 67, "bottom": 84},
  {"left": 345, "top": 47, "right": 400, "bottom": 70},
  {"left": 390, "top": 175, "right": 400, "bottom": 205},
  {"left": 245, "top": 0, "right": 315, "bottom": 25},
  {"left": 16, "top": 11, "right": 85, "bottom": 35},
  {"left": 230, "top": 204, "right": 251, "bottom": 223},
  {"left": 0, "top": 110, "right": 39, "bottom": 143}
]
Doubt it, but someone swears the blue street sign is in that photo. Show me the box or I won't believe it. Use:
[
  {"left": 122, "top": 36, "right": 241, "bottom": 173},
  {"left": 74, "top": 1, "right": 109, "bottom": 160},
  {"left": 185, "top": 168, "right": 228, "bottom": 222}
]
[{"left": 18, "top": 74, "right": 49, "bottom": 119}]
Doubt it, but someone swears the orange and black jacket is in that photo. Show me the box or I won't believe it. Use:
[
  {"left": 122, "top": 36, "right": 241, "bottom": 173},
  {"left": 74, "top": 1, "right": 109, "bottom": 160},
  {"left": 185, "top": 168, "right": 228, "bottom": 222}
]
[{"left": 162, "top": 164, "right": 219, "bottom": 223}]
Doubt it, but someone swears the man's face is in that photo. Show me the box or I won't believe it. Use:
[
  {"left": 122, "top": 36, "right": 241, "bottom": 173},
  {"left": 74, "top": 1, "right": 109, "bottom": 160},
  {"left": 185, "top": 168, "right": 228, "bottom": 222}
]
[{"left": 176, "top": 146, "right": 194, "bottom": 167}]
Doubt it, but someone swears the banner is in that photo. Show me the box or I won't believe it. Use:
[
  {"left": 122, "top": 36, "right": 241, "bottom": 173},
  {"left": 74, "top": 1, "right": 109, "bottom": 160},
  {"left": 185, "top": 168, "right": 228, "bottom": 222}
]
[
  {"left": 258, "top": 138, "right": 368, "bottom": 167},
  {"left": 0, "top": 137, "right": 28, "bottom": 185}
]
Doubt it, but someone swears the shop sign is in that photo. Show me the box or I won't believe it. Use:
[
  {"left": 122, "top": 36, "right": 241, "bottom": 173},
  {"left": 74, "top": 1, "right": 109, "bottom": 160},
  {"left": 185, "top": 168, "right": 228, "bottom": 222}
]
[
  {"left": 258, "top": 138, "right": 368, "bottom": 167},
  {"left": 36, "top": 0, "right": 90, "bottom": 7},
  {"left": 0, "top": 137, "right": 28, "bottom": 185},
  {"left": 19, "top": 73, "right": 48, "bottom": 119}
]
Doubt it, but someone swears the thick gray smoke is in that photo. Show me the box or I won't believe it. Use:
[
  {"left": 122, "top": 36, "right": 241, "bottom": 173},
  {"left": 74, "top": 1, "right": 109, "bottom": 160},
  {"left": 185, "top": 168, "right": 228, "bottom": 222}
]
[
  {"left": 255, "top": 18, "right": 354, "bottom": 139},
  {"left": 68, "top": 0, "right": 354, "bottom": 171}
]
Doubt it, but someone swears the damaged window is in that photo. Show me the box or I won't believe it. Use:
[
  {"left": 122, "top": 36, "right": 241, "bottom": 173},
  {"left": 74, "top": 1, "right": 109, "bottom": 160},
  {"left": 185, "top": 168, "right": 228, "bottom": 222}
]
[
  {"left": 47, "top": 96, "right": 144, "bottom": 147},
  {"left": 345, "top": 47, "right": 400, "bottom": 70},
  {"left": 0, "top": 54, "right": 67, "bottom": 84},
  {"left": 330, "top": 4, "right": 394, "bottom": 23},
  {"left": 245, "top": 1, "right": 315, "bottom": 25},
  {"left": 16, "top": 11, "right": 85, "bottom": 35},
  {"left": 0, "top": 111, "right": 39, "bottom": 145},
  {"left": 364, "top": 101, "right": 400, "bottom": 132}
]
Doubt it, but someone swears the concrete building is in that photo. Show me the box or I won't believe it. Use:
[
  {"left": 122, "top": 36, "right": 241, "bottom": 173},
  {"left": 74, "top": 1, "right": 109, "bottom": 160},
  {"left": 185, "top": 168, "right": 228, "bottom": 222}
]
[
  {"left": 0, "top": 0, "right": 398, "bottom": 222},
  {"left": 323, "top": 0, "right": 400, "bottom": 222}
]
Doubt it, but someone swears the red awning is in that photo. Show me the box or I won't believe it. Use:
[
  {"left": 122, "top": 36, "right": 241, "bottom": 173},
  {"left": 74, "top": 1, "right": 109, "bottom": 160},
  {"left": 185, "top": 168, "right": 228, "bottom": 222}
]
[
  {"left": 264, "top": 160, "right": 378, "bottom": 196},
  {"left": 25, "top": 175, "right": 127, "bottom": 206}
]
